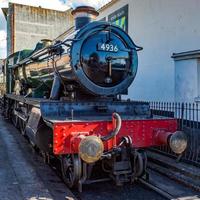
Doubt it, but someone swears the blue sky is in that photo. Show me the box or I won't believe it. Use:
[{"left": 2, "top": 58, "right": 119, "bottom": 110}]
[{"left": 0, "top": 0, "right": 111, "bottom": 58}]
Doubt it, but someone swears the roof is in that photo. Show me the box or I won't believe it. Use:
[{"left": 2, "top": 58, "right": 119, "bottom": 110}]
[
  {"left": 1, "top": 7, "right": 8, "bottom": 20},
  {"left": 98, "top": 0, "right": 120, "bottom": 12},
  {"left": 172, "top": 50, "right": 200, "bottom": 61},
  {"left": 1, "top": 0, "right": 118, "bottom": 20},
  {"left": 1, "top": 2, "right": 71, "bottom": 21}
]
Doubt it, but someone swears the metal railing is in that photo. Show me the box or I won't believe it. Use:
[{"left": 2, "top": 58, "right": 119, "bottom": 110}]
[{"left": 150, "top": 102, "right": 200, "bottom": 166}]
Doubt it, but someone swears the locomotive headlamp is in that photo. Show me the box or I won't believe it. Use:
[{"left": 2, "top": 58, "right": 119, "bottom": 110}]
[
  {"left": 79, "top": 136, "right": 104, "bottom": 163},
  {"left": 169, "top": 131, "right": 188, "bottom": 154}
]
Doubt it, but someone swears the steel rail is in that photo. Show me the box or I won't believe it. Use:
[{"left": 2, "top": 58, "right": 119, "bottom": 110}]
[{"left": 138, "top": 178, "right": 176, "bottom": 200}]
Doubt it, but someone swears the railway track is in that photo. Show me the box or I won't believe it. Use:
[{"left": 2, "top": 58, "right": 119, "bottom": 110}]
[
  {"left": 48, "top": 155, "right": 172, "bottom": 200},
  {"left": 147, "top": 151, "right": 200, "bottom": 192},
  {"left": 49, "top": 155, "right": 194, "bottom": 200},
  {"left": 138, "top": 178, "right": 175, "bottom": 200}
]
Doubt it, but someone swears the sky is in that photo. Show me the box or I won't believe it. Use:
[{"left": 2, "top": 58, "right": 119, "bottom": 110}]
[{"left": 0, "top": 0, "right": 111, "bottom": 59}]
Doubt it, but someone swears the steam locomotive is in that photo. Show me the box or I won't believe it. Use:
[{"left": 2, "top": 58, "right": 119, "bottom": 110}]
[{"left": 3, "top": 6, "right": 187, "bottom": 191}]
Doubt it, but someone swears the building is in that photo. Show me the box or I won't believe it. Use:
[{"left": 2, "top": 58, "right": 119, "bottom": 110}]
[
  {"left": 97, "top": 0, "right": 200, "bottom": 102},
  {"left": 172, "top": 50, "right": 200, "bottom": 103},
  {"left": 0, "top": 59, "right": 5, "bottom": 96},
  {"left": 2, "top": 3, "right": 73, "bottom": 56},
  {"left": 0, "top": 59, "right": 3, "bottom": 71}
]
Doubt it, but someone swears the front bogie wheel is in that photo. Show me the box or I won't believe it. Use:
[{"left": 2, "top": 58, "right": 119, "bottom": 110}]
[{"left": 60, "top": 154, "right": 82, "bottom": 188}]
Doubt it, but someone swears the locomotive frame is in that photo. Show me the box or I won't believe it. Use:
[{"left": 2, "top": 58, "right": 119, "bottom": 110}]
[
  {"left": 2, "top": 6, "right": 187, "bottom": 192},
  {"left": 4, "top": 93, "right": 185, "bottom": 191}
]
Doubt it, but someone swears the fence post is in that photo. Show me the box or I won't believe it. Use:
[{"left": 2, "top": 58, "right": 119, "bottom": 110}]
[{"left": 181, "top": 103, "right": 184, "bottom": 130}]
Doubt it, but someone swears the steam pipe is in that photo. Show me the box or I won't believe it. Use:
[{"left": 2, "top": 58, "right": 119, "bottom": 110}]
[
  {"left": 101, "top": 112, "right": 122, "bottom": 141},
  {"left": 50, "top": 72, "right": 61, "bottom": 100}
]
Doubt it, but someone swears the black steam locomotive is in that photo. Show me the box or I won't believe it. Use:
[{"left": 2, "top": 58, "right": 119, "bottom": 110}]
[{"left": 3, "top": 6, "right": 187, "bottom": 192}]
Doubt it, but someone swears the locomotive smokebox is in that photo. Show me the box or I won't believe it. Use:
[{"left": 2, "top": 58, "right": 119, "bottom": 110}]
[{"left": 71, "top": 6, "right": 99, "bottom": 30}]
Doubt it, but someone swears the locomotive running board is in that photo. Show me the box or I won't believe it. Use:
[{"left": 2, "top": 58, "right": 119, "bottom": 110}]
[
  {"left": 5, "top": 94, "right": 42, "bottom": 107},
  {"left": 40, "top": 100, "right": 151, "bottom": 122}
]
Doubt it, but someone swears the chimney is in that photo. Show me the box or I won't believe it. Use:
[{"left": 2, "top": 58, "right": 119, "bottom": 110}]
[{"left": 71, "top": 6, "right": 99, "bottom": 30}]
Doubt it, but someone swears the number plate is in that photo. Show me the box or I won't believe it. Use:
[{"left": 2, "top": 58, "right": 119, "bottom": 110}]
[{"left": 97, "top": 43, "right": 119, "bottom": 53}]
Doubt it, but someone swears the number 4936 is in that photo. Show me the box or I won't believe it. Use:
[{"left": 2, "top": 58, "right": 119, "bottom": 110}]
[{"left": 98, "top": 43, "right": 119, "bottom": 52}]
